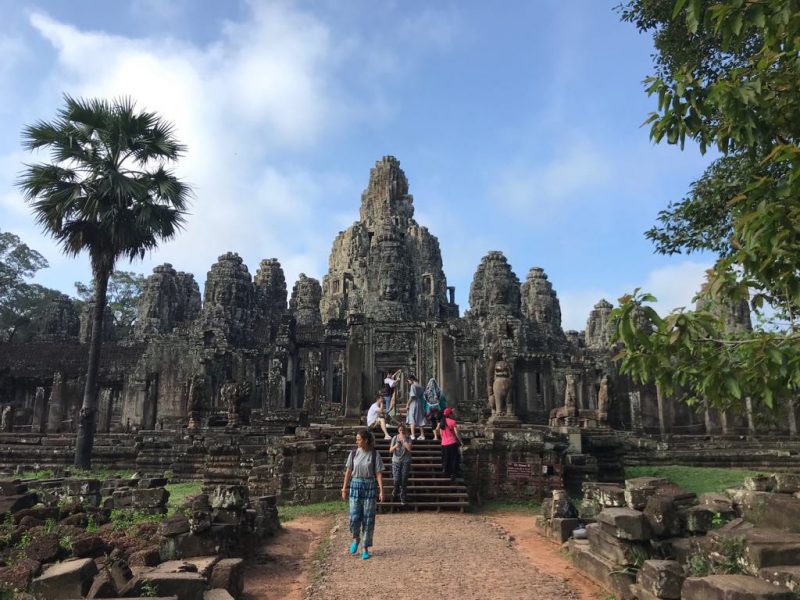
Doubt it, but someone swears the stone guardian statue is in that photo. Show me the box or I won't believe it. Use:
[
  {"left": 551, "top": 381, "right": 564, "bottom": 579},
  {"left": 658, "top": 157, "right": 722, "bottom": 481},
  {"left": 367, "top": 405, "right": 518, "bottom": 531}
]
[{"left": 491, "top": 353, "right": 514, "bottom": 417}]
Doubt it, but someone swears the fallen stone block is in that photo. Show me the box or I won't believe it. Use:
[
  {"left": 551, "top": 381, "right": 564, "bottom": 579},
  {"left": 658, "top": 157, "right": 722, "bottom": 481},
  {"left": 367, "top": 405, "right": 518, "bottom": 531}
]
[
  {"left": 139, "top": 477, "right": 168, "bottom": 489},
  {"left": 682, "top": 505, "right": 717, "bottom": 534},
  {"left": 0, "top": 558, "right": 40, "bottom": 592},
  {"left": 682, "top": 574, "right": 794, "bottom": 599},
  {"left": 26, "top": 532, "right": 62, "bottom": 563},
  {"left": 70, "top": 534, "right": 108, "bottom": 558},
  {"left": 30, "top": 557, "right": 98, "bottom": 599},
  {"left": 129, "top": 546, "right": 161, "bottom": 567},
  {"left": 0, "top": 479, "right": 28, "bottom": 495},
  {"left": 549, "top": 517, "right": 580, "bottom": 543},
  {"left": 758, "top": 565, "right": 800, "bottom": 592},
  {"left": 586, "top": 523, "right": 651, "bottom": 567},
  {"left": 184, "top": 555, "right": 219, "bottom": 578},
  {"left": 737, "top": 492, "right": 800, "bottom": 533},
  {"left": 208, "top": 558, "right": 244, "bottom": 598},
  {"left": 743, "top": 475, "right": 773, "bottom": 492},
  {"left": 771, "top": 473, "right": 800, "bottom": 494},
  {"left": 87, "top": 570, "right": 117, "bottom": 598},
  {"left": 568, "top": 539, "right": 636, "bottom": 600},
  {"left": 643, "top": 496, "right": 682, "bottom": 538},
  {"left": 637, "top": 559, "right": 684, "bottom": 600},
  {"left": 209, "top": 485, "right": 248, "bottom": 510},
  {"left": 596, "top": 507, "right": 649, "bottom": 541},
  {"left": 0, "top": 492, "right": 38, "bottom": 516},
  {"left": 205, "top": 590, "right": 234, "bottom": 600},
  {"left": 120, "top": 571, "right": 206, "bottom": 600},
  {"left": 624, "top": 477, "right": 669, "bottom": 510},
  {"left": 159, "top": 514, "right": 191, "bottom": 537}
]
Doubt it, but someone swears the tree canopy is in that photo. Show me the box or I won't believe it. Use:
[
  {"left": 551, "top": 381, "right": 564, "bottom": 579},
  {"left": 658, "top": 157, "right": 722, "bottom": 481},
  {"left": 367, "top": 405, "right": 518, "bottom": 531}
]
[
  {"left": 0, "top": 229, "right": 64, "bottom": 342},
  {"left": 18, "top": 95, "right": 191, "bottom": 467},
  {"left": 613, "top": 0, "right": 800, "bottom": 416},
  {"left": 75, "top": 270, "right": 146, "bottom": 335}
]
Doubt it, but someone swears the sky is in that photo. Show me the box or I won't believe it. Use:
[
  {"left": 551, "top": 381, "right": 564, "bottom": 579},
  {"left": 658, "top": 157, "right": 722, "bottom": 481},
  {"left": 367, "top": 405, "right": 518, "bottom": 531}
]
[{"left": 0, "top": 0, "right": 717, "bottom": 331}]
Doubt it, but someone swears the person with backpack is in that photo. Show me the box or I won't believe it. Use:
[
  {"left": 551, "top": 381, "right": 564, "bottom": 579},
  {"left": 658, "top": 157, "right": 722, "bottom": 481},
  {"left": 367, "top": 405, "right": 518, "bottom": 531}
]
[
  {"left": 437, "top": 407, "right": 463, "bottom": 480},
  {"left": 341, "top": 428, "right": 385, "bottom": 559},
  {"left": 389, "top": 423, "right": 413, "bottom": 505},
  {"left": 423, "top": 378, "right": 447, "bottom": 441}
]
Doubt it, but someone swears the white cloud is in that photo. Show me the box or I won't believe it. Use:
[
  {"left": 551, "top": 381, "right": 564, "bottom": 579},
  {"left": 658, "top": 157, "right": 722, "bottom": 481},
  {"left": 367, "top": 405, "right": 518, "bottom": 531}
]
[
  {"left": 492, "top": 138, "right": 613, "bottom": 216},
  {"left": 641, "top": 260, "right": 712, "bottom": 314},
  {"left": 17, "top": 5, "right": 395, "bottom": 295},
  {"left": 558, "top": 260, "right": 712, "bottom": 331}
]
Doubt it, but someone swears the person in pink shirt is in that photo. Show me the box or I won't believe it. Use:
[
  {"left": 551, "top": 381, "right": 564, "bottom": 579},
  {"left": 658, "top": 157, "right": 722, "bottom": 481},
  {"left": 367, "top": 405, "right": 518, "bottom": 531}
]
[{"left": 437, "top": 407, "right": 463, "bottom": 479}]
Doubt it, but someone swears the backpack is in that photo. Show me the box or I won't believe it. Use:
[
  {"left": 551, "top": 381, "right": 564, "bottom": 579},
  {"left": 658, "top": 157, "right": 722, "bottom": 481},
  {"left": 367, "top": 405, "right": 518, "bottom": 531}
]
[{"left": 348, "top": 447, "right": 380, "bottom": 479}]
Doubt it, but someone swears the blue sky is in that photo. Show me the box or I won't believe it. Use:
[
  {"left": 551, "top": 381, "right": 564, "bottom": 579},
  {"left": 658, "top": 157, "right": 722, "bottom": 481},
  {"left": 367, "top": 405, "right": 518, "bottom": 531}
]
[{"left": 0, "top": 0, "right": 716, "bottom": 331}]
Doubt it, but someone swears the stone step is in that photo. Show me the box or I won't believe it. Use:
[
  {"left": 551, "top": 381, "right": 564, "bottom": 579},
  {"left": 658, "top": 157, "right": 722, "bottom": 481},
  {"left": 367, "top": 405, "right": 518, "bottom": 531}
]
[{"left": 378, "top": 500, "right": 467, "bottom": 512}]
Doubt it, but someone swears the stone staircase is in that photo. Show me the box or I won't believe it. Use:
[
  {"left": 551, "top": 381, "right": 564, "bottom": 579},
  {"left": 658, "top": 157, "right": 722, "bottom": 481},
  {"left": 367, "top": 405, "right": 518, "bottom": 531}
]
[{"left": 374, "top": 433, "right": 468, "bottom": 512}]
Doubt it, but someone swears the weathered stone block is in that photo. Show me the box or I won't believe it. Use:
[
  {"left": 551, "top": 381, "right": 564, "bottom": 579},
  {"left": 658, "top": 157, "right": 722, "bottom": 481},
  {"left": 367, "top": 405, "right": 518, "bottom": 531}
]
[
  {"left": 120, "top": 572, "right": 205, "bottom": 600},
  {"left": 596, "top": 507, "right": 649, "bottom": 541},
  {"left": 643, "top": 496, "right": 682, "bottom": 538},
  {"left": 737, "top": 491, "right": 800, "bottom": 532},
  {"left": 159, "top": 514, "right": 191, "bottom": 537},
  {"left": 0, "top": 558, "right": 40, "bottom": 593},
  {"left": 549, "top": 517, "right": 579, "bottom": 543},
  {"left": 586, "top": 523, "right": 651, "bottom": 567},
  {"left": 129, "top": 546, "right": 161, "bottom": 567},
  {"left": 682, "top": 574, "right": 793, "bottom": 599},
  {"left": 71, "top": 534, "right": 108, "bottom": 558},
  {"left": 0, "top": 479, "right": 28, "bottom": 495},
  {"left": 0, "top": 492, "right": 38, "bottom": 516},
  {"left": 682, "top": 505, "right": 717, "bottom": 534},
  {"left": 30, "top": 557, "right": 98, "bottom": 599},
  {"left": 139, "top": 477, "right": 169, "bottom": 489},
  {"left": 637, "top": 559, "right": 684, "bottom": 600},
  {"left": 759, "top": 565, "right": 800, "bottom": 592},
  {"left": 184, "top": 555, "right": 219, "bottom": 578},
  {"left": 209, "top": 485, "right": 248, "bottom": 510},
  {"left": 743, "top": 475, "right": 772, "bottom": 492},
  {"left": 771, "top": 473, "right": 800, "bottom": 494},
  {"left": 208, "top": 558, "right": 244, "bottom": 598},
  {"left": 25, "top": 532, "right": 61, "bottom": 562},
  {"left": 66, "top": 478, "right": 102, "bottom": 495},
  {"left": 569, "top": 539, "right": 636, "bottom": 600},
  {"left": 624, "top": 477, "right": 669, "bottom": 510},
  {"left": 205, "top": 590, "right": 235, "bottom": 600}
]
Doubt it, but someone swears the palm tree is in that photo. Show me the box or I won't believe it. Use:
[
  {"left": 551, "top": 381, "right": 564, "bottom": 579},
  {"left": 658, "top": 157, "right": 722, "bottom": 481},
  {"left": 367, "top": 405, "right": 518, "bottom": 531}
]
[{"left": 18, "top": 95, "right": 191, "bottom": 468}]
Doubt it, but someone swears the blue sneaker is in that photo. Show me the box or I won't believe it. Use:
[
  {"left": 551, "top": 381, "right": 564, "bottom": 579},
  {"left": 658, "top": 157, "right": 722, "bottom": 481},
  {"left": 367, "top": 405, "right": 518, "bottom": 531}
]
[
  {"left": 349, "top": 541, "right": 359, "bottom": 555},
  {"left": 361, "top": 549, "right": 371, "bottom": 560}
]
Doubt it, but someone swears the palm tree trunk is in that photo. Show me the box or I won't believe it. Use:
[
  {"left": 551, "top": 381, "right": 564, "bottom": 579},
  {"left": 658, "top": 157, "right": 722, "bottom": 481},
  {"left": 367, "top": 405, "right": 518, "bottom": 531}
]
[{"left": 74, "top": 257, "right": 111, "bottom": 469}]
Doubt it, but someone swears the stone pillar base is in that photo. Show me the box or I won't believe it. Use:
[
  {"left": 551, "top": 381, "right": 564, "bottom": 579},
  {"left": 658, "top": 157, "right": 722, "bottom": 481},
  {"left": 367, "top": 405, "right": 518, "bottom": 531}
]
[{"left": 487, "top": 414, "right": 522, "bottom": 428}]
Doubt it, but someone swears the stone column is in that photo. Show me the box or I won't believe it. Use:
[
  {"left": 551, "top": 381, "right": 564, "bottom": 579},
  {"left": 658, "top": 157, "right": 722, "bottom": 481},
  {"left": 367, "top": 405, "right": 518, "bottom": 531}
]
[
  {"left": 789, "top": 399, "right": 798, "bottom": 438},
  {"left": 720, "top": 411, "right": 730, "bottom": 435},
  {"left": 47, "top": 372, "right": 65, "bottom": 433},
  {"left": 437, "top": 331, "right": 458, "bottom": 409},
  {"left": 656, "top": 387, "right": 669, "bottom": 438},
  {"left": 344, "top": 325, "right": 365, "bottom": 419},
  {"left": 629, "top": 390, "right": 643, "bottom": 434},
  {"left": 31, "top": 387, "right": 47, "bottom": 433},
  {"left": 745, "top": 397, "right": 756, "bottom": 435}
]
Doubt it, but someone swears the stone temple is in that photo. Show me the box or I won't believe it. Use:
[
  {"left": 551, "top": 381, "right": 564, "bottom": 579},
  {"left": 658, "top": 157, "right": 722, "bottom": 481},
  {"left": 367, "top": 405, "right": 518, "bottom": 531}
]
[{"left": 0, "top": 156, "right": 769, "bottom": 440}]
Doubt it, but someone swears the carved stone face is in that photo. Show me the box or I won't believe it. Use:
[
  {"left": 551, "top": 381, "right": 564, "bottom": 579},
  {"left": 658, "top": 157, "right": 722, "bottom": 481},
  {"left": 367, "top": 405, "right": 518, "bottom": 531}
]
[{"left": 382, "top": 275, "right": 399, "bottom": 301}]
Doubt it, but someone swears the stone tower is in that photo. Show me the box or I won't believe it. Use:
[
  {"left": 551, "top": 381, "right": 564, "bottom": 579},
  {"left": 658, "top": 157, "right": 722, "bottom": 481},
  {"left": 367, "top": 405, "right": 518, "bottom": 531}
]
[
  {"left": 467, "top": 251, "right": 521, "bottom": 318},
  {"left": 290, "top": 274, "right": 322, "bottom": 326},
  {"left": 521, "top": 267, "right": 562, "bottom": 332},
  {"left": 135, "top": 264, "right": 201, "bottom": 337},
  {"left": 585, "top": 299, "right": 614, "bottom": 349},
  {"left": 200, "top": 252, "right": 255, "bottom": 346},
  {"left": 320, "top": 156, "right": 455, "bottom": 322}
]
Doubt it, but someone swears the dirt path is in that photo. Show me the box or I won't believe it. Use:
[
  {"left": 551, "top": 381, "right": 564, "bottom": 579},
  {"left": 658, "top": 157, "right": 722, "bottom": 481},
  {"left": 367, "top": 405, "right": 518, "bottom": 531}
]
[
  {"left": 304, "top": 512, "right": 583, "bottom": 600},
  {"left": 489, "top": 512, "right": 608, "bottom": 600},
  {"left": 245, "top": 511, "right": 608, "bottom": 600},
  {"left": 243, "top": 515, "right": 332, "bottom": 600}
]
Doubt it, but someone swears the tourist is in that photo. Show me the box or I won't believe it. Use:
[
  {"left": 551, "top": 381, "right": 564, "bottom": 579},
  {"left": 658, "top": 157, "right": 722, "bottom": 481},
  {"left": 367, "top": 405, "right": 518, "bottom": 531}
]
[
  {"left": 389, "top": 423, "right": 413, "bottom": 505},
  {"left": 405, "top": 373, "right": 427, "bottom": 440},
  {"left": 341, "top": 428, "right": 385, "bottom": 560},
  {"left": 438, "top": 407, "right": 463, "bottom": 479},
  {"left": 367, "top": 393, "right": 391, "bottom": 439},
  {"left": 423, "top": 378, "right": 446, "bottom": 441},
  {"left": 383, "top": 368, "right": 402, "bottom": 423}
]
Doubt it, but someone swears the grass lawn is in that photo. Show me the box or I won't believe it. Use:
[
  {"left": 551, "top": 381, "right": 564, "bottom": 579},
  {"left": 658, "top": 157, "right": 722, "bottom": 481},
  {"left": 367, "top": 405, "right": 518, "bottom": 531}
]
[
  {"left": 625, "top": 465, "right": 766, "bottom": 496},
  {"left": 165, "top": 481, "right": 202, "bottom": 512},
  {"left": 278, "top": 501, "right": 346, "bottom": 523}
]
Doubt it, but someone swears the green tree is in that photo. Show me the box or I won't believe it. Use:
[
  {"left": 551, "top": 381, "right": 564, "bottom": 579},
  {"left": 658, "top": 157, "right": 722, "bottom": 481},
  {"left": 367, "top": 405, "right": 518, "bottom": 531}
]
[
  {"left": 18, "top": 96, "right": 191, "bottom": 468},
  {"left": 613, "top": 0, "right": 800, "bottom": 417},
  {"left": 75, "top": 270, "right": 146, "bottom": 336},
  {"left": 0, "top": 230, "right": 64, "bottom": 342}
]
